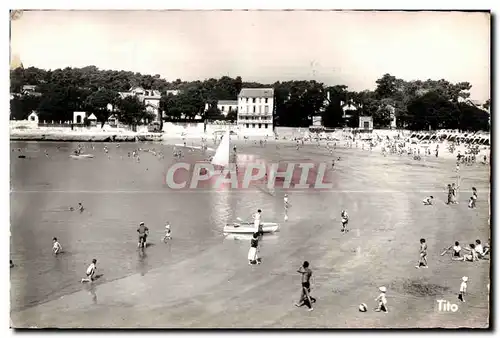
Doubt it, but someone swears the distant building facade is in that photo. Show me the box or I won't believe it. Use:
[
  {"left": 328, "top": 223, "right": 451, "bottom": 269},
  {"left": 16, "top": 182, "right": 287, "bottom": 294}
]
[
  {"left": 204, "top": 100, "right": 238, "bottom": 116},
  {"left": 20, "top": 84, "right": 42, "bottom": 96},
  {"left": 165, "top": 89, "right": 182, "bottom": 96},
  {"left": 237, "top": 88, "right": 274, "bottom": 134},
  {"left": 359, "top": 116, "right": 373, "bottom": 131},
  {"left": 119, "top": 86, "right": 162, "bottom": 121}
]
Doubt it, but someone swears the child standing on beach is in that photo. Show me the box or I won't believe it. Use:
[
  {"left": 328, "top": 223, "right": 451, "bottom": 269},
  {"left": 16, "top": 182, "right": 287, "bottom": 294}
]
[
  {"left": 163, "top": 222, "right": 172, "bottom": 241},
  {"left": 458, "top": 276, "right": 468, "bottom": 302},
  {"left": 341, "top": 210, "right": 349, "bottom": 233},
  {"left": 375, "top": 286, "right": 388, "bottom": 313},
  {"left": 416, "top": 238, "right": 428, "bottom": 268}
]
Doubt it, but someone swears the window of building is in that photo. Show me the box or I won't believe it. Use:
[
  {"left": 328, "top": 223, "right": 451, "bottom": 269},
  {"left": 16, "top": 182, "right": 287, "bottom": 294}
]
[
  {"left": 259, "top": 106, "right": 262, "bottom": 114},
  {"left": 265, "top": 98, "right": 268, "bottom": 104},
  {"left": 253, "top": 98, "right": 256, "bottom": 103},
  {"left": 253, "top": 106, "right": 256, "bottom": 113},
  {"left": 246, "top": 98, "right": 249, "bottom": 103},
  {"left": 265, "top": 106, "right": 269, "bottom": 114},
  {"left": 252, "top": 124, "right": 255, "bottom": 128},
  {"left": 265, "top": 124, "right": 268, "bottom": 128},
  {"left": 246, "top": 123, "right": 249, "bottom": 128},
  {"left": 221, "top": 106, "right": 225, "bottom": 111},
  {"left": 258, "top": 124, "right": 262, "bottom": 129}
]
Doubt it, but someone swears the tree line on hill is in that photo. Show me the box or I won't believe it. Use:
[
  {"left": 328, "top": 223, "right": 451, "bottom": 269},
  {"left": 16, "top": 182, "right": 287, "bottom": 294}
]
[{"left": 10, "top": 66, "right": 490, "bottom": 131}]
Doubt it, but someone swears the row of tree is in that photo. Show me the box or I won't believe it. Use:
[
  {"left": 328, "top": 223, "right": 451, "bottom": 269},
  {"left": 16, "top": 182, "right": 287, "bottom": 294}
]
[{"left": 10, "top": 66, "right": 490, "bottom": 131}]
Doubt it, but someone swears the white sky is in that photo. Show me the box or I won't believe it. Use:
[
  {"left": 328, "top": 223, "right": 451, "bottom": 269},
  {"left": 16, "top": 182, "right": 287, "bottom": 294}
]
[{"left": 10, "top": 10, "right": 490, "bottom": 101}]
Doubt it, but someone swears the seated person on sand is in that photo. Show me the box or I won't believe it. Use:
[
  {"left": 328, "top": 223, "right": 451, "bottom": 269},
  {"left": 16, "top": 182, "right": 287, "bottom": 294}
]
[
  {"left": 453, "top": 244, "right": 479, "bottom": 262},
  {"left": 422, "top": 196, "right": 434, "bottom": 205},
  {"left": 468, "top": 196, "right": 476, "bottom": 209},
  {"left": 442, "top": 241, "right": 461, "bottom": 257},
  {"left": 474, "top": 239, "right": 489, "bottom": 259}
]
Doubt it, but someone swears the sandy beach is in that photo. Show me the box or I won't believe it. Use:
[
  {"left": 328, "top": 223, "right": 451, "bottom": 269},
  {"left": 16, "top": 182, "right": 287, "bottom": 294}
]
[{"left": 10, "top": 137, "right": 490, "bottom": 328}]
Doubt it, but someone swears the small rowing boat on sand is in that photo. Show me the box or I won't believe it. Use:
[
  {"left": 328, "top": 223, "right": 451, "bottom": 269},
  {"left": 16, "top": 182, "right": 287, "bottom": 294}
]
[
  {"left": 69, "top": 154, "right": 94, "bottom": 159},
  {"left": 223, "top": 222, "right": 280, "bottom": 234}
]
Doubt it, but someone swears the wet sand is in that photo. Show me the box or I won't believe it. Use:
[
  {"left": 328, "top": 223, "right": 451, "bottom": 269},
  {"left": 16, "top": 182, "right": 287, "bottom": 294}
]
[{"left": 10, "top": 140, "right": 490, "bottom": 328}]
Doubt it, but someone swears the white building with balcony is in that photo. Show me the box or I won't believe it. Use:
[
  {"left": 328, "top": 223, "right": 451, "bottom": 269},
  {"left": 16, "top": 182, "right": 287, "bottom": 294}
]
[
  {"left": 237, "top": 88, "right": 274, "bottom": 135},
  {"left": 119, "top": 86, "right": 162, "bottom": 121},
  {"left": 204, "top": 100, "right": 238, "bottom": 116}
]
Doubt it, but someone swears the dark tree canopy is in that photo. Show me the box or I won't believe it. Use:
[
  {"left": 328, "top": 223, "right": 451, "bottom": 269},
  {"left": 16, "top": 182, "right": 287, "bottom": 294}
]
[{"left": 9, "top": 66, "right": 489, "bottom": 131}]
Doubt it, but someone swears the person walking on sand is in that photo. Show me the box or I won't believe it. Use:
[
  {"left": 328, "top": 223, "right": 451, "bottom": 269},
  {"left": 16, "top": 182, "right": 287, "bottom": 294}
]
[
  {"left": 295, "top": 261, "right": 316, "bottom": 311},
  {"left": 458, "top": 276, "right": 468, "bottom": 302},
  {"left": 81, "top": 259, "right": 97, "bottom": 283},
  {"left": 416, "top": 238, "right": 428, "bottom": 268},
  {"left": 375, "top": 286, "right": 388, "bottom": 313}
]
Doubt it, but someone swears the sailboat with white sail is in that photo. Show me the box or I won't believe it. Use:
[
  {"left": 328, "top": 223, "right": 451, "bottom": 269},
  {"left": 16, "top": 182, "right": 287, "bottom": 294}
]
[{"left": 211, "top": 130, "right": 231, "bottom": 169}]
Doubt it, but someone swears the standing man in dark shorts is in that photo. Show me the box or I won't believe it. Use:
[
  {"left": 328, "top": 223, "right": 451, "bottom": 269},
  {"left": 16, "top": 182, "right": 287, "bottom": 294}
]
[{"left": 295, "top": 261, "right": 316, "bottom": 311}]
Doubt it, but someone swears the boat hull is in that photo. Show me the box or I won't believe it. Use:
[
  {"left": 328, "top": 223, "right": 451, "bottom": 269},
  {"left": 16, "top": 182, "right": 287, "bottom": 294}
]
[
  {"left": 223, "top": 222, "right": 279, "bottom": 234},
  {"left": 70, "top": 154, "right": 95, "bottom": 159}
]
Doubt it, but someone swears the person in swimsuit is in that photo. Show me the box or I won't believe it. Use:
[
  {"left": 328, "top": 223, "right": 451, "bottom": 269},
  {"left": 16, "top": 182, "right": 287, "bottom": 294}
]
[
  {"left": 253, "top": 209, "right": 263, "bottom": 235},
  {"left": 52, "top": 237, "right": 63, "bottom": 255},
  {"left": 446, "top": 184, "right": 453, "bottom": 204},
  {"left": 163, "top": 222, "right": 172, "bottom": 241},
  {"left": 295, "top": 261, "right": 316, "bottom": 311},
  {"left": 416, "top": 238, "right": 428, "bottom": 268},
  {"left": 474, "top": 239, "right": 489, "bottom": 258},
  {"left": 341, "top": 210, "right": 349, "bottom": 233},
  {"left": 454, "top": 244, "right": 479, "bottom": 262},
  {"left": 284, "top": 194, "right": 290, "bottom": 210},
  {"left": 443, "top": 241, "right": 461, "bottom": 257},
  {"left": 81, "top": 259, "right": 97, "bottom": 283},
  {"left": 77, "top": 203, "right": 84, "bottom": 213},
  {"left": 452, "top": 241, "right": 461, "bottom": 257},
  {"left": 422, "top": 196, "right": 434, "bottom": 205},
  {"left": 137, "top": 222, "right": 149, "bottom": 248},
  {"left": 451, "top": 183, "right": 459, "bottom": 204}
]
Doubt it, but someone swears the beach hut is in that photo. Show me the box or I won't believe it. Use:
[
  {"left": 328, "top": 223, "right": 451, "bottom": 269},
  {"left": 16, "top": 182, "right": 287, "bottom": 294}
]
[
  {"left": 27, "top": 111, "right": 39, "bottom": 123},
  {"left": 87, "top": 113, "right": 98, "bottom": 126}
]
